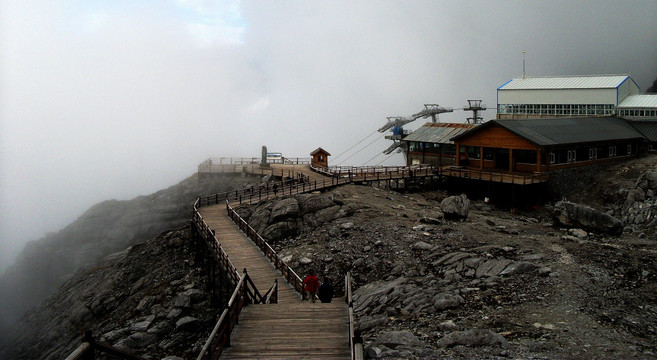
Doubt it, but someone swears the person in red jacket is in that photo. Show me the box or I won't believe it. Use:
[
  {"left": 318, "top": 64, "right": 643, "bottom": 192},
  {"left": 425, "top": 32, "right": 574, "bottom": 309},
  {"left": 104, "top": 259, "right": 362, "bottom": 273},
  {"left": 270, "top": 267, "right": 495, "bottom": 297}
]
[{"left": 303, "top": 270, "right": 320, "bottom": 303}]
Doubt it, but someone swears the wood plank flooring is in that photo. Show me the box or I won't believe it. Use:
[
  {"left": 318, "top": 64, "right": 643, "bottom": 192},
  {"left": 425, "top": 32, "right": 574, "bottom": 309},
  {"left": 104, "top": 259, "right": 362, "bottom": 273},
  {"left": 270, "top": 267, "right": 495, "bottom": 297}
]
[{"left": 198, "top": 202, "right": 349, "bottom": 359}]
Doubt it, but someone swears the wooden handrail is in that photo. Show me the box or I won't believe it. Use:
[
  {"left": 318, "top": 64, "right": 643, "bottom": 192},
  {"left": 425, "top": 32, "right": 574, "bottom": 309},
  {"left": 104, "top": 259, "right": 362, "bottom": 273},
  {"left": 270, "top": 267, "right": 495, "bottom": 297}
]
[
  {"left": 198, "top": 157, "right": 312, "bottom": 172},
  {"left": 263, "top": 279, "right": 278, "bottom": 304},
  {"left": 225, "top": 201, "right": 305, "bottom": 294},
  {"left": 65, "top": 331, "right": 148, "bottom": 360},
  {"left": 197, "top": 270, "right": 248, "bottom": 360},
  {"left": 345, "top": 272, "right": 363, "bottom": 360}
]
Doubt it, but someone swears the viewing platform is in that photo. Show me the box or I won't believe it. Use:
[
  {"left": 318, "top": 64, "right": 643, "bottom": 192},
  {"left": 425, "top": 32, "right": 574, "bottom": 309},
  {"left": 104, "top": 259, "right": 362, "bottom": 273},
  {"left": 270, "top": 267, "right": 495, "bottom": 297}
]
[{"left": 197, "top": 158, "right": 550, "bottom": 187}]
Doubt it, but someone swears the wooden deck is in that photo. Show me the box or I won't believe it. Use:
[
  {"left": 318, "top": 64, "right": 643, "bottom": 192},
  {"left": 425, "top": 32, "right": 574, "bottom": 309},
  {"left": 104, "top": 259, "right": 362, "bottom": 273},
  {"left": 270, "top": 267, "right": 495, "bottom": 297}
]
[
  {"left": 442, "top": 166, "right": 549, "bottom": 184},
  {"left": 197, "top": 204, "right": 350, "bottom": 359}
]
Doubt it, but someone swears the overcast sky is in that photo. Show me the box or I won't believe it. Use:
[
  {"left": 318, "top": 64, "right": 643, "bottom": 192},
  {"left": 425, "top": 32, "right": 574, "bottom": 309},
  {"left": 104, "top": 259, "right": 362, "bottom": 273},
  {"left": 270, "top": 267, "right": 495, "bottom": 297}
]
[{"left": 1, "top": 0, "right": 656, "bottom": 272}]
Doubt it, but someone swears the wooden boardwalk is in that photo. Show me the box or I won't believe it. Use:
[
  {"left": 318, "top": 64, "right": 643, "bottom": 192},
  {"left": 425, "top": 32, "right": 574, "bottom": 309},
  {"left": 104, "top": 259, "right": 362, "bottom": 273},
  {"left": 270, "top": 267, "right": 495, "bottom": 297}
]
[{"left": 198, "top": 204, "right": 350, "bottom": 359}]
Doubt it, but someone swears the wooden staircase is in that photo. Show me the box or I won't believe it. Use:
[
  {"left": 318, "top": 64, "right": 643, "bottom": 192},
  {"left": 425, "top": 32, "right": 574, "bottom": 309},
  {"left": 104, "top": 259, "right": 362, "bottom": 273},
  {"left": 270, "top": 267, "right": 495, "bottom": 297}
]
[
  {"left": 197, "top": 204, "right": 350, "bottom": 359},
  {"left": 222, "top": 302, "right": 350, "bottom": 359}
]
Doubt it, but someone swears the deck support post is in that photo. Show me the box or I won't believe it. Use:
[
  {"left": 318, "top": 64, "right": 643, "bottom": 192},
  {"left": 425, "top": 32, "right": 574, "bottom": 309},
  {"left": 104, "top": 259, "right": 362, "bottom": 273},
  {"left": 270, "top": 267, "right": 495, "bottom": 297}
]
[{"left": 455, "top": 144, "right": 461, "bottom": 166}]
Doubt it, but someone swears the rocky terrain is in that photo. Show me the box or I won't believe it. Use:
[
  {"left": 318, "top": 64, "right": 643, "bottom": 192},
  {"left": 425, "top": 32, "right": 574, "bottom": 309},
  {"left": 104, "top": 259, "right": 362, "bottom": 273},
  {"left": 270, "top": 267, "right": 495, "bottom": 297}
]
[
  {"left": 1, "top": 225, "right": 221, "bottom": 360},
  {"left": 235, "top": 155, "right": 657, "bottom": 359},
  {"left": 2, "top": 155, "right": 656, "bottom": 359},
  {"left": 0, "top": 173, "right": 254, "bottom": 332}
]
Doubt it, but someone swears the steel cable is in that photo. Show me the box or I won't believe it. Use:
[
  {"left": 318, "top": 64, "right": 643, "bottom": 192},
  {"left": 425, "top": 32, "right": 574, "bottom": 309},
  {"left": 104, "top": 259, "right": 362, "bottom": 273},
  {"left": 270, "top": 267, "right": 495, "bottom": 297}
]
[{"left": 331, "top": 130, "right": 379, "bottom": 162}]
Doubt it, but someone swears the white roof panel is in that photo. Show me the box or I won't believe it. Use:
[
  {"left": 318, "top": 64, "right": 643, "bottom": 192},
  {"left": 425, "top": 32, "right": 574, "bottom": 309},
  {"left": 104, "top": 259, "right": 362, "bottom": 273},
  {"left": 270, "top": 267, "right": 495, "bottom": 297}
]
[
  {"left": 618, "top": 95, "right": 657, "bottom": 108},
  {"left": 498, "top": 75, "right": 629, "bottom": 90}
]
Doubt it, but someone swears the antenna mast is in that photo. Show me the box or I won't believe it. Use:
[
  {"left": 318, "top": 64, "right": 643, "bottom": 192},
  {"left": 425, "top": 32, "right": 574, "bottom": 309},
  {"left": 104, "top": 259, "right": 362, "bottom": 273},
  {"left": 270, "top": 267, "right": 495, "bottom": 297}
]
[{"left": 522, "top": 50, "right": 526, "bottom": 79}]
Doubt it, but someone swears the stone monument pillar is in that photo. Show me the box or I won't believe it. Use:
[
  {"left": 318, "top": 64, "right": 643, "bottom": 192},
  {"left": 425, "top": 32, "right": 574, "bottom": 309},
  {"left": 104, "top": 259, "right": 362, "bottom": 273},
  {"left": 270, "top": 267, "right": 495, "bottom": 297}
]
[{"left": 261, "top": 145, "right": 270, "bottom": 168}]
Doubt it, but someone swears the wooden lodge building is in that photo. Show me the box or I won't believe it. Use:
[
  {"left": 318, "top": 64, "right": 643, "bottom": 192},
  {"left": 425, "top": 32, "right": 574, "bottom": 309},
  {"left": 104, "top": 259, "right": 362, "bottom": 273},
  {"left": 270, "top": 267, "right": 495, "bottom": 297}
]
[
  {"left": 402, "top": 123, "right": 477, "bottom": 167},
  {"left": 449, "top": 116, "right": 648, "bottom": 174}
]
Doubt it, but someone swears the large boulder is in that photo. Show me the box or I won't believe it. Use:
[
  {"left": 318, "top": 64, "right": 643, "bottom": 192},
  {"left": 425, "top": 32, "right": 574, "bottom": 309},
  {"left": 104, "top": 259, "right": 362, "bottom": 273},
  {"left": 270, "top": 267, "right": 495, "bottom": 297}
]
[
  {"left": 550, "top": 201, "right": 623, "bottom": 235},
  {"left": 262, "top": 220, "right": 299, "bottom": 241},
  {"left": 375, "top": 330, "right": 423, "bottom": 349},
  {"left": 432, "top": 293, "right": 464, "bottom": 311},
  {"left": 270, "top": 198, "right": 300, "bottom": 222},
  {"left": 438, "top": 329, "right": 509, "bottom": 349},
  {"left": 246, "top": 204, "right": 272, "bottom": 234},
  {"left": 441, "top": 194, "right": 470, "bottom": 220},
  {"left": 296, "top": 194, "right": 336, "bottom": 215}
]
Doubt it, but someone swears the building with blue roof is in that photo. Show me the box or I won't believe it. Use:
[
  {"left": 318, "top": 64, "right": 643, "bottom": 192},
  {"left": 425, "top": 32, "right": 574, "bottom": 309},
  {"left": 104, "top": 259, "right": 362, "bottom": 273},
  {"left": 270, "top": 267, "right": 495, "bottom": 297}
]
[{"left": 496, "top": 75, "right": 641, "bottom": 119}]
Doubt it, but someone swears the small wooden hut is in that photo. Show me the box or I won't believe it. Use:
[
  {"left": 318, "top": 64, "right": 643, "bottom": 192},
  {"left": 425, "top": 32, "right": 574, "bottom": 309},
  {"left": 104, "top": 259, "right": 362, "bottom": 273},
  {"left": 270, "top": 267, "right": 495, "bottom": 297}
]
[{"left": 310, "top": 147, "right": 331, "bottom": 168}]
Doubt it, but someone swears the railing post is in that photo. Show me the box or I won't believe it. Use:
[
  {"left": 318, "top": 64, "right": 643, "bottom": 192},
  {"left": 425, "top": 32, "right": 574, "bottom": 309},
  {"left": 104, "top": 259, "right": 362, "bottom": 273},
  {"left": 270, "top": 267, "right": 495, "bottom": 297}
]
[{"left": 274, "top": 279, "right": 278, "bottom": 304}]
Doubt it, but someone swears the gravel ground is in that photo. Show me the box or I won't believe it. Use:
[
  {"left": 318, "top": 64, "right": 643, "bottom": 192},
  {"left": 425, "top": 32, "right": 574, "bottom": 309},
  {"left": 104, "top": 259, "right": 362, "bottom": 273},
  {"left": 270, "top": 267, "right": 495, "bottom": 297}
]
[{"left": 241, "top": 156, "right": 657, "bottom": 359}]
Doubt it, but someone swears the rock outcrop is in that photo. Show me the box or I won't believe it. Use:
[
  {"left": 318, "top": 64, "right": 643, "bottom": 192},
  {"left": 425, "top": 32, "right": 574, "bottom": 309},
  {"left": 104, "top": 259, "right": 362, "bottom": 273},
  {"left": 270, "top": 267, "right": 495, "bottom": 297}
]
[
  {"left": 441, "top": 194, "right": 470, "bottom": 220},
  {"left": 0, "top": 174, "right": 254, "bottom": 332},
  {"left": 237, "top": 193, "right": 364, "bottom": 243},
  {"left": 550, "top": 200, "right": 623, "bottom": 235},
  {"left": 0, "top": 226, "right": 220, "bottom": 360},
  {"left": 622, "top": 170, "right": 657, "bottom": 229}
]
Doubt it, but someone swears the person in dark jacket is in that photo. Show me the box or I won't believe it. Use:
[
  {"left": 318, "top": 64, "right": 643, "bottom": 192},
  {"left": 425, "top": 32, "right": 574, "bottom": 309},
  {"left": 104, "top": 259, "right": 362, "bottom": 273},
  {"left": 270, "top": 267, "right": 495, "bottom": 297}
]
[{"left": 318, "top": 276, "right": 334, "bottom": 303}]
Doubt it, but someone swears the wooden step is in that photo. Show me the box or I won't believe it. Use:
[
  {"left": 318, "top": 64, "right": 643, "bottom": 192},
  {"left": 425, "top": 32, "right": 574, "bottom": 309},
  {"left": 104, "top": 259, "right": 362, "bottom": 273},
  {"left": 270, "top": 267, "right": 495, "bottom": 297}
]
[{"left": 198, "top": 201, "right": 350, "bottom": 360}]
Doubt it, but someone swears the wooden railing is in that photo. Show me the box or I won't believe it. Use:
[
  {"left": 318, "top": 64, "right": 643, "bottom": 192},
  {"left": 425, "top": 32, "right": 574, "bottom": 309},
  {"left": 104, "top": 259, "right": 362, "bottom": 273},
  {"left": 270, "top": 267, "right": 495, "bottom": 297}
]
[
  {"left": 196, "top": 269, "right": 267, "bottom": 360},
  {"left": 443, "top": 166, "right": 549, "bottom": 184},
  {"left": 226, "top": 201, "right": 305, "bottom": 294},
  {"left": 310, "top": 163, "right": 437, "bottom": 181},
  {"left": 323, "top": 164, "right": 425, "bottom": 175},
  {"left": 65, "top": 331, "right": 147, "bottom": 360},
  {"left": 311, "top": 163, "right": 551, "bottom": 185},
  {"left": 192, "top": 199, "right": 240, "bottom": 286},
  {"left": 192, "top": 200, "right": 277, "bottom": 360},
  {"left": 198, "top": 157, "right": 311, "bottom": 173},
  {"left": 345, "top": 272, "right": 364, "bottom": 360},
  {"left": 198, "top": 175, "right": 349, "bottom": 207}
]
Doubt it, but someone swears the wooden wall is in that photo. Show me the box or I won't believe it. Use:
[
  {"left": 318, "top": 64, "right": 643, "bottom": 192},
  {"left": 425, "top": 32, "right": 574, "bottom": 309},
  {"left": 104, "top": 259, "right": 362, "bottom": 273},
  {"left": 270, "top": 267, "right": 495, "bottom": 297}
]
[{"left": 456, "top": 124, "right": 539, "bottom": 150}]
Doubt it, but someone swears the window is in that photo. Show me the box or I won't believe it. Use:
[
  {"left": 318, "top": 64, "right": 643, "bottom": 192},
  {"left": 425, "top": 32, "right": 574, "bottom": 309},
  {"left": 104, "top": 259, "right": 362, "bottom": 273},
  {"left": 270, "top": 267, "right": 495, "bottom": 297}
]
[
  {"left": 550, "top": 152, "right": 555, "bottom": 164},
  {"left": 627, "top": 145, "right": 632, "bottom": 155},
  {"left": 554, "top": 148, "right": 569, "bottom": 164},
  {"left": 589, "top": 147, "right": 597, "bottom": 160},
  {"left": 426, "top": 143, "right": 441, "bottom": 154},
  {"left": 617, "top": 143, "right": 628, "bottom": 156},
  {"left": 467, "top": 147, "right": 480, "bottom": 159},
  {"left": 597, "top": 146, "right": 609, "bottom": 159},
  {"left": 576, "top": 146, "right": 589, "bottom": 162},
  {"left": 516, "top": 149, "right": 537, "bottom": 164},
  {"left": 484, "top": 148, "right": 494, "bottom": 160},
  {"left": 609, "top": 146, "right": 616, "bottom": 157}
]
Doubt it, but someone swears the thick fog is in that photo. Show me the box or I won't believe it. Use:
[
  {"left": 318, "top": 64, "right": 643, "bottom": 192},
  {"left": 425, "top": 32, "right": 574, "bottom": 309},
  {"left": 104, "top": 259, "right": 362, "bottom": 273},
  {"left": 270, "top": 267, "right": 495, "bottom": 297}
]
[{"left": 1, "top": 0, "right": 656, "bottom": 272}]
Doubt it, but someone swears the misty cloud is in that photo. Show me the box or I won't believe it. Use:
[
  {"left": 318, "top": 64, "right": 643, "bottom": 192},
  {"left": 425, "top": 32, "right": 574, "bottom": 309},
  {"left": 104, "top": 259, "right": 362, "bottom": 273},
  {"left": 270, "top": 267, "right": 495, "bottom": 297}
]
[{"left": 1, "top": 0, "right": 657, "bottom": 271}]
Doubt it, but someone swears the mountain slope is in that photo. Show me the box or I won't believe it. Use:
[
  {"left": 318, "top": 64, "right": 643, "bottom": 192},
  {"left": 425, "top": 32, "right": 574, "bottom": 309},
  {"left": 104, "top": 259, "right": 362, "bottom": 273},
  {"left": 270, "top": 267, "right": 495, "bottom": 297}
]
[{"left": 0, "top": 173, "right": 255, "bottom": 332}]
